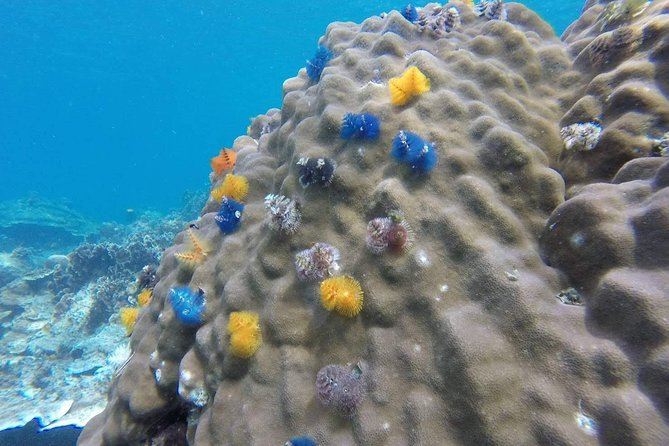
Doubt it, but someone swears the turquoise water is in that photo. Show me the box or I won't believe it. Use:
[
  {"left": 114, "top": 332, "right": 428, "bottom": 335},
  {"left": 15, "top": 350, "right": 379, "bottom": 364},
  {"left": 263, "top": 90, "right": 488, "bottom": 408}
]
[{"left": 0, "top": 1, "right": 582, "bottom": 222}]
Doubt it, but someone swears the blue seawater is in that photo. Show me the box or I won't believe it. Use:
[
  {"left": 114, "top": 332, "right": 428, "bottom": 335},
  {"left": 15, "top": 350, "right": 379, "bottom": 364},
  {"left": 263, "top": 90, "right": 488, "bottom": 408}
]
[{"left": 0, "top": 1, "right": 581, "bottom": 223}]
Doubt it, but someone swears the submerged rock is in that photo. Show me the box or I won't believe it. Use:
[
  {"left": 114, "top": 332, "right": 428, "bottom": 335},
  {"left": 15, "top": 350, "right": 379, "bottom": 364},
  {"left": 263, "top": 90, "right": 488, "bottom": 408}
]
[{"left": 0, "top": 195, "right": 96, "bottom": 251}]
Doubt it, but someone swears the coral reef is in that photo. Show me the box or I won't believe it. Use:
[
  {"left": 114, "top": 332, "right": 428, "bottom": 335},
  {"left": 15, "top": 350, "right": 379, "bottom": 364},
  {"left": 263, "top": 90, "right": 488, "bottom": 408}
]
[
  {"left": 560, "top": 0, "right": 669, "bottom": 187},
  {"left": 47, "top": 212, "right": 183, "bottom": 333},
  {"left": 0, "top": 208, "right": 187, "bottom": 432},
  {"left": 80, "top": 2, "right": 669, "bottom": 445},
  {"left": 0, "top": 194, "right": 96, "bottom": 251}
]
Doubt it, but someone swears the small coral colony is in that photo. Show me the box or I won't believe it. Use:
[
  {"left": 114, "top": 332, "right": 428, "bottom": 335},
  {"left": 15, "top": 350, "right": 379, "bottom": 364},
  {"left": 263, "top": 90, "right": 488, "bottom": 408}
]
[{"left": 115, "top": 0, "right": 605, "bottom": 439}]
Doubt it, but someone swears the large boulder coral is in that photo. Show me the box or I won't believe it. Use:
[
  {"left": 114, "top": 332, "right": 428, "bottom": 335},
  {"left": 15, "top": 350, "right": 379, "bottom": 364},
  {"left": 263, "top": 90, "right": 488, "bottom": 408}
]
[
  {"left": 540, "top": 157, "right": 669, "bottom": 436},
  {"left": 79, "top": 2, "right": 669, "bottom": 445},
  {"left": 560, "top": 0, "right": 669, "bottom": 186}
]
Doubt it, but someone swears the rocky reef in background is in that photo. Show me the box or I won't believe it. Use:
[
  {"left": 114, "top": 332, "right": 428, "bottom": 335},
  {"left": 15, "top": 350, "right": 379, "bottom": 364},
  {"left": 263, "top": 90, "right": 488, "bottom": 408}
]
[
  {"left": 0, "top": 194, "right": 95, "bottom": 255},
  {"left": 0, "top": 192, "right": 206, "bottom": 431},
  {"left": 79, "top": 1, "right": 669, "bottom": 445}
]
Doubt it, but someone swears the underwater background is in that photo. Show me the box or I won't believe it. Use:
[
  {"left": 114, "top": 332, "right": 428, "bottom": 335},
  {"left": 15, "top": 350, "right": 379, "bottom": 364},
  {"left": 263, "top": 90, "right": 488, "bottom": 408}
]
[{"left": 0, "top": 1, "right": 586, "bottom": 445}]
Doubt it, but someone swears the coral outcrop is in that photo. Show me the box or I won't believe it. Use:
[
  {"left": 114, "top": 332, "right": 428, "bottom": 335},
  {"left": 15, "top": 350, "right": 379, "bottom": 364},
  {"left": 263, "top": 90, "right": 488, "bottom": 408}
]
[{"left": 79, "top": 2, "right": 669, "bottom": 445}]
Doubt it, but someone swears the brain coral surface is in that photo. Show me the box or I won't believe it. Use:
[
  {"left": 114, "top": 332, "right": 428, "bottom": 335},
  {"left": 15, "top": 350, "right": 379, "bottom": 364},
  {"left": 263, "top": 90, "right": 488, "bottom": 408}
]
[{"left": 79, "top": 2, "right": 669, "bottom": 445}]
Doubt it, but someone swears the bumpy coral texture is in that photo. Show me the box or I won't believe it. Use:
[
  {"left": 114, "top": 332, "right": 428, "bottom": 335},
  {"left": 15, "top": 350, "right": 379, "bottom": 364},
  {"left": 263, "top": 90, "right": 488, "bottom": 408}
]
[
  {"left": 79, "top": 2, "right": 669, "bottom": 445},
  {"left": 540, "top": 158, "right": 669, "bottom": 415},
  {"left": 560, "top": 0, "right": 669, "bottom": 187}
]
